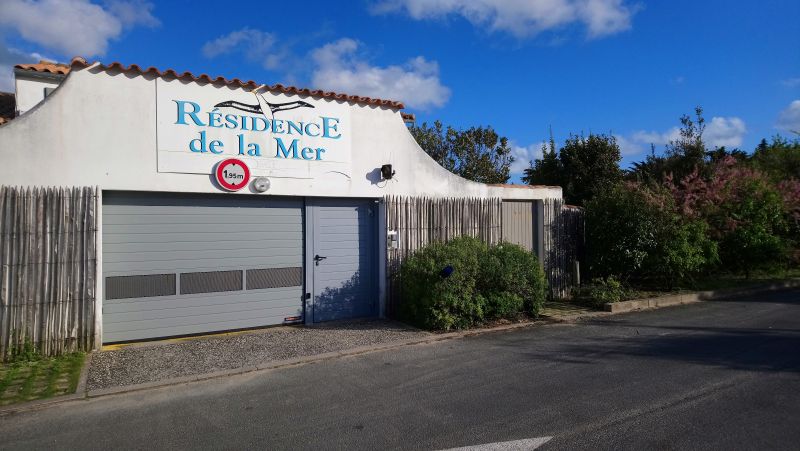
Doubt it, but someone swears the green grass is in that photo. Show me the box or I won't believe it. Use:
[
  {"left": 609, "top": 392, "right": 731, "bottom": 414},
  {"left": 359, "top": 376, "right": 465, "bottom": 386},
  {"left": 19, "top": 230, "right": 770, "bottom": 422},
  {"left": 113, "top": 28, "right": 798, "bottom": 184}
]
[{"left": 0, "top": 352, "right": 85, "bottom": 406}]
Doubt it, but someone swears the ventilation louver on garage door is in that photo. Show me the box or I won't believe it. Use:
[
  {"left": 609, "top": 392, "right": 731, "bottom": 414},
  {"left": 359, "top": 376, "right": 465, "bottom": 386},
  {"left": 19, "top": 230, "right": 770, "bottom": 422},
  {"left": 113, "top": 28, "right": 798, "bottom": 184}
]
[{"left": 102, "top": 193, "right": 304, "bottom": 343}]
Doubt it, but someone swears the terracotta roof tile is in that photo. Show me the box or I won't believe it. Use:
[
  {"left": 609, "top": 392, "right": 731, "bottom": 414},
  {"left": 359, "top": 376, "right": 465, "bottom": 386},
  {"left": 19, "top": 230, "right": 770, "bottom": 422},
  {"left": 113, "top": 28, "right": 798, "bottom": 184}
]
[
  {"left": 68, "top": 57, "right": 405, "bottom": 109},
  {"left": 15, "top": 60, "right": 70, "bottom": 75}
]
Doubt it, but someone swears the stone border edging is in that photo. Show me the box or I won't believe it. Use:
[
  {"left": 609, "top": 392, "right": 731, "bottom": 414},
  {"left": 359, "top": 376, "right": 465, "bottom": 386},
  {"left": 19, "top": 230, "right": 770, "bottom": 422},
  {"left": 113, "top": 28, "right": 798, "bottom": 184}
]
[{"left": 605, "top": 279, "right": 800, "bottom": 313}]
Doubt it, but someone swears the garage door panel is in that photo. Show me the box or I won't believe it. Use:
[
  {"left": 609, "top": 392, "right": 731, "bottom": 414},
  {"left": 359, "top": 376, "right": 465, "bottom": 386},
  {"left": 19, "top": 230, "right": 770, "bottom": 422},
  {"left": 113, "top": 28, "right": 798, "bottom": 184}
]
[
  {"left": 105, "top": 305, "right": 302, "bottom": 332},
  {"left": 102, "top": 231, "right": 302, "bottom": 245},
  {"left": 104, "top": 206, "right": 301, "bottom": 216},
  {"left": 104, "top": 286, "right": 301, "bottom": 311},
  {"left": 104, "top": 247, "right": 303, "bottom": 264},
  {"left": 103, "top": 213, "right": 302, "bottom": 226},
  {"left": 103, "top": 255, "right": 302, "bottom": 274},
  {"left": 103, "top": 194, "right": 300, "bottom": 209},
  {"left": 104, "top": 294, "right": 302, "bottom": 323},
  {"left": 102, "top": 192, "right": 304, "bottom": 343},
  {"left": 104, "top": 223, "right": 301, "bottom": 235},
  {"left": 103, "top": 313, "right": 298, "bottom": 343},
  {"left": 104, "top": 240, "right": 301, "bottom": 254}
]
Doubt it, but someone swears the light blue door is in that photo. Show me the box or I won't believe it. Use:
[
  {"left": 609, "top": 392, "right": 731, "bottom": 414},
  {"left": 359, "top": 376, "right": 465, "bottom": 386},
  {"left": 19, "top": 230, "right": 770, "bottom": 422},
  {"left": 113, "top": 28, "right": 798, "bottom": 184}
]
[{"left": 310, "top": 199, "right": 377, "bottom": 322}]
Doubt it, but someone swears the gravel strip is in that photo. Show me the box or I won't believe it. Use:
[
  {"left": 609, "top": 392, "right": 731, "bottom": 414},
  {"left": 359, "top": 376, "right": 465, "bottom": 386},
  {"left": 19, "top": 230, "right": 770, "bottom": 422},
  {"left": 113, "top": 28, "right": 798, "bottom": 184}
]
[{"left": 87, "top": 320, "right": 427, "bottom": 391}]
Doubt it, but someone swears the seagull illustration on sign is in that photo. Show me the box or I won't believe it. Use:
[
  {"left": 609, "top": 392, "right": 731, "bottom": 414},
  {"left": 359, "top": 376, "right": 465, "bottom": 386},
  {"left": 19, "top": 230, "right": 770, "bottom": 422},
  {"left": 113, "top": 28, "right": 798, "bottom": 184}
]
[{"left": 214, "top": 88, "right": 314, "bottom": 120}]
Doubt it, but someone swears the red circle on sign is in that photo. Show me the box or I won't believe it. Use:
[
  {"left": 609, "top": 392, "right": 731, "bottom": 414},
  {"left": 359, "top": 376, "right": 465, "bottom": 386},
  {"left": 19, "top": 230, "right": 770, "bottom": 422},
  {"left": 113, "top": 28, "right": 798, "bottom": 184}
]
[{"left": 215, "top": 158, "right": 251, "bottom": 191}]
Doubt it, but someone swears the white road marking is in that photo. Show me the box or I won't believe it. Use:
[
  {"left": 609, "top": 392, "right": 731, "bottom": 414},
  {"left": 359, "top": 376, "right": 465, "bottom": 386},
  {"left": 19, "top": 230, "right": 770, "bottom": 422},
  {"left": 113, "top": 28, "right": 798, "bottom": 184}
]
[{"left": 439, "top": 437, "right": 553, "bottom": 451}]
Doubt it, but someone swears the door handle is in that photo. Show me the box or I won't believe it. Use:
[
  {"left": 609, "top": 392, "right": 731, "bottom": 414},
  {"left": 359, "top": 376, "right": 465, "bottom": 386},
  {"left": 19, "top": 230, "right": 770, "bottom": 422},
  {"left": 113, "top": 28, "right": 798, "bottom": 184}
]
[{"left": 314, "top": 255, "right": 327, "bottom": 265}]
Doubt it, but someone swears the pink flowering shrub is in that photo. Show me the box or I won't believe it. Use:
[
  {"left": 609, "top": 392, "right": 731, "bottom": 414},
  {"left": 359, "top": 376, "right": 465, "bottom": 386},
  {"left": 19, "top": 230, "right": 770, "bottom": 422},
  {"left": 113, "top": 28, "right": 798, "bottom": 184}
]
[{"left": 664, "top": 156, "right": 789, "bottom": 275}]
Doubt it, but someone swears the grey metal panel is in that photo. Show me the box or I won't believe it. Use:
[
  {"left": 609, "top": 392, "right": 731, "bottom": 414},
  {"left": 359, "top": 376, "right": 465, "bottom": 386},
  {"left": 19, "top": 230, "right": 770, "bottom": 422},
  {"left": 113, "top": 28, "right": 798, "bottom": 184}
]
[
  {"left": 106, "top": 274, "right": 176, "bottom": 300},
  {"left": 104, "top": 297, "right": 300, "bottom": 325},
  {"left": 502, "top": 201, "right": 534, "bottom": 251},
  {"left": 102, "top": 231, "right": 302, "bottom": 244},
  {"left": 103, "top": 311, "right": 300, "bottom": 343},
  {"left": 247, "top": 267, "right": 303, "bottom": 289},
  {"left": 311, "top": 198, "right": 377, "bottom": 322},
  {"left": 103, "top": 257, "right": 301, "bottom": 275},
  {"left": 103, "top": 239, "right": 301, "bottom": 253},
  {"left": 180, "top": 270, "right": 243, "bottom": 294},
  {"left": 103, "top": 288, "right": 300, "bottom": 313},
  {"left": 102, "top": 192, "right": 304, "bottom": 342}
]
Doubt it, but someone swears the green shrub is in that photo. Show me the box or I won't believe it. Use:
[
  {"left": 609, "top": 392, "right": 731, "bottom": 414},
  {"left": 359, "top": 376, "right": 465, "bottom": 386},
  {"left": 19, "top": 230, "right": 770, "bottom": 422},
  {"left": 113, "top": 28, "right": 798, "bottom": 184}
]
[
  {"left": 481, "top": 242, "right": 547, "bottom": 317},
  {"left": 399, "top": 236, "right": 488, "bottom": 330},
  {"left": 715, "top": 178, "right": 788, "bottom": 277},
  {"left": 484, "top": 292, "right": 524, "bottom": 318},
  {"left": 399, "top": 238, "right": 546, "bottom": 330},
  {"left": 585, "top": 184, "right": 660, "bottom": 279},
  {"left": 586, "top": 183, "right": 718, "bottom": 288},
  {"left": 576, "top": 276, "right": 626, "bottom": 308}
]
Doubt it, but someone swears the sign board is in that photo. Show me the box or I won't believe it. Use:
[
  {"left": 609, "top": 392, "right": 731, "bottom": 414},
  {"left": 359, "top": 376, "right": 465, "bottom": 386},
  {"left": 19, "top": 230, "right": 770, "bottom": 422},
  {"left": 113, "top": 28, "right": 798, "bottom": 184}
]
[
  {"left": 156, "top": 79, "right": 352, "bottom": 179},
  {"left": 215, "top": 158, "right": 250, "bottom": 191}
]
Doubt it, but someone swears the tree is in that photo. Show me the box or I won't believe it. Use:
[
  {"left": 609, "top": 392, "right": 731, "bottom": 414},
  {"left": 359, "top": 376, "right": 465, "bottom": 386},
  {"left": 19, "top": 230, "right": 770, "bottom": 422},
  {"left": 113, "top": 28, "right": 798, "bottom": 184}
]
[
  {"left": 585, "top": 183, "right": 717, "bottom": 287},
  {"left": 521, "top": 133, "right": 561, "bottom": 187},
  {"left": 628, "top": 107, "right": 709, "bottom": 184},
  {"left": 409, "top": 120, "right": 514, "bottom": 184},
  {"left": 524, "top": 133, "right": 623, "bottom": 206},
  {"left": 664, "top": 156, "right": 789, "bottom": 277},
  {"left": 751, "top": 136, "right": 800, "bottom": 182}
]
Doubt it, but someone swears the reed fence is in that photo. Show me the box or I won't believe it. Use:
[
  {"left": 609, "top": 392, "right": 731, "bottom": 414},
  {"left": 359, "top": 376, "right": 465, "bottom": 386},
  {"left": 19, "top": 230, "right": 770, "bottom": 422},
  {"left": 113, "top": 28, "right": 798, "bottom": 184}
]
[{"left": 0, "top": 186, "right": 97, "bottom": 360}]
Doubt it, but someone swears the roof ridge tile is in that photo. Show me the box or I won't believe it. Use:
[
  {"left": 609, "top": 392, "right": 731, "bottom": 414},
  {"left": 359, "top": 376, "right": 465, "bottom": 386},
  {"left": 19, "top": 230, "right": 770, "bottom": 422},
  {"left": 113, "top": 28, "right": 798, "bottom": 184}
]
[{"left": 65, "top": 57, "right": 405, "bottom": 109}]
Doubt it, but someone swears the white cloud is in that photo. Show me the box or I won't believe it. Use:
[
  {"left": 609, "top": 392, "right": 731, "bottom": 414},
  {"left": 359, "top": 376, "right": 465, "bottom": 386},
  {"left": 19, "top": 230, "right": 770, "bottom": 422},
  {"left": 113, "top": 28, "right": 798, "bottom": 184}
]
[
  {"left": 616, "top": 116, "right": 746, "bottom": 156},
  {"left": 0, "top": 43, "right": 45, "bottom": 91},
  {"left": 615, "top": 127, "right": 680, "bottom": 156},
  {"left": 202, "top": 28, "right": 281, "bottom": 70},
  {"left": 781, "top": 78, "right": 800, "bottom": 88},
  {"left": 704, "top": 116, "right": 746, "bottom": 148},
  {"left": 776, "top": 100, "right": 800, "bottom": 132},
  {"left": 0, "top": 0, "right": 158, "bottom": 57},
  {"left": 371, "top": 0, "right": 638, "bottom": 38},
  {"left": 509, "top": 141, "right": 545, "bottom": 174},
  {"left": 104, "top": 0, "right": 159, "bottom": 28},
  {"left": 310, "top": 38, "right": 451, "bottom": 110}
]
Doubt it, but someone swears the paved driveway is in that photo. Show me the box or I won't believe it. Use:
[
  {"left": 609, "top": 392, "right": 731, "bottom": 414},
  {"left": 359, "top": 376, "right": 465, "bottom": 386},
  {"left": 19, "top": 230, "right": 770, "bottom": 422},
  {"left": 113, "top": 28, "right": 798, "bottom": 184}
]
[
  {"left": 2, "top": 289, "right": 799, "bottom": 450},
  {"left": 88, "top": 319, "right": 427, "bottom": 391}
]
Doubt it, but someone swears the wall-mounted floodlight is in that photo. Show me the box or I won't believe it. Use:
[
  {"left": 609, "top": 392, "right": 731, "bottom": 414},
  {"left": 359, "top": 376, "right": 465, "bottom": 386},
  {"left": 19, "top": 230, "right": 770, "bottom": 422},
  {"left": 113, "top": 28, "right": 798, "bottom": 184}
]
[{"left": 381, "top": 164, "right": 395, "bottom": 180}]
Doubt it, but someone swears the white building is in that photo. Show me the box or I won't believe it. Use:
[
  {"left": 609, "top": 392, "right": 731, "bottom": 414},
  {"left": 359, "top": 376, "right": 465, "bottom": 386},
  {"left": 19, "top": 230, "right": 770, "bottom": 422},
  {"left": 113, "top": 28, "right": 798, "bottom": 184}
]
[{"left": 0, "top": 58, "right": 561, "bottom": 347}]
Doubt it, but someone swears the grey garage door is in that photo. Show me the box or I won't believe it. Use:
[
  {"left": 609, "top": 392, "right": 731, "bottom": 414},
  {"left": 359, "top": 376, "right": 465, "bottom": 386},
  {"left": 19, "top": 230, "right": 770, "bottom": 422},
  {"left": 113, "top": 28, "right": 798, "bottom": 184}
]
[
  {"left": 102, "top": 192, "right": 304, "bottom": 342},
  {"left": 502, "top": 200, "right": 537, "bottom": 253},
  {"left": 309, "top": 198, "right": 377, "bottom": 322}
]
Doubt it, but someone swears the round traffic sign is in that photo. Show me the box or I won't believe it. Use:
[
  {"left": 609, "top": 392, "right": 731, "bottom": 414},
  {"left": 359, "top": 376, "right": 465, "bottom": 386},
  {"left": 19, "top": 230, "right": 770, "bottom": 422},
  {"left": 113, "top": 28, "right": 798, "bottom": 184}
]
[{"left": 215, "top": 158, "right": 250, "bottom": 191}]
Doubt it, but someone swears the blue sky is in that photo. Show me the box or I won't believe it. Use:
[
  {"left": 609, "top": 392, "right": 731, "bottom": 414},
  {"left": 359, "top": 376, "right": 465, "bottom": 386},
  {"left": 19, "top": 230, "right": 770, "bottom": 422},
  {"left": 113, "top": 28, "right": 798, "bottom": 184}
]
[{"left": 1, "top": 0, "right": 799, "bottom": 182}]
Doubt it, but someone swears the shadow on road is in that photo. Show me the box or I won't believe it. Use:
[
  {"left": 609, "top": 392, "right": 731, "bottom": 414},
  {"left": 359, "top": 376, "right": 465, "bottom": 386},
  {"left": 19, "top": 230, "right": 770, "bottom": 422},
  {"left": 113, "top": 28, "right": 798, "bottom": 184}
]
[{"left": 512, "top": 291, "right": 800, "bottom": 374}]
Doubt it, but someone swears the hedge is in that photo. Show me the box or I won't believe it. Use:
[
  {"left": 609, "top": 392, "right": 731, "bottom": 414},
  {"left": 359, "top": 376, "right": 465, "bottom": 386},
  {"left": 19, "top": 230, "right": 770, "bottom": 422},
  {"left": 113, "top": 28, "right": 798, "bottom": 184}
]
[{"left": 399, "top": 237, "right": 546, "bottom": 331}]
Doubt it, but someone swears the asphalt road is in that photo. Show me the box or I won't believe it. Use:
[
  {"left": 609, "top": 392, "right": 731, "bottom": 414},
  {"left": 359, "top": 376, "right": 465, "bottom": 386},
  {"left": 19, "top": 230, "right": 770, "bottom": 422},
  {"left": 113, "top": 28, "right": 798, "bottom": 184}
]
[{"left": 2, "top": 289, "right": 799, "bottom": 450}]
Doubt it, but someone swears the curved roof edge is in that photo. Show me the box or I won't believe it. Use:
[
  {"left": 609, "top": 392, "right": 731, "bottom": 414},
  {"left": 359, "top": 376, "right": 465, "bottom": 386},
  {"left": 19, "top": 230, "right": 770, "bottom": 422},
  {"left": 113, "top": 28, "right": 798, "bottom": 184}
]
[{"left": 21, "top": 57, "right": 406, "bottom": 110}]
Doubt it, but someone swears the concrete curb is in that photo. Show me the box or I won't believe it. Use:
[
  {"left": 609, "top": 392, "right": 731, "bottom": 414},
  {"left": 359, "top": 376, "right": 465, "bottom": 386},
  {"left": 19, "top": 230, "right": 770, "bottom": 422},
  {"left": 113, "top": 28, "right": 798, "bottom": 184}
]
[{"left": 605, "top": 279, "right": 800, "bottom": 314}]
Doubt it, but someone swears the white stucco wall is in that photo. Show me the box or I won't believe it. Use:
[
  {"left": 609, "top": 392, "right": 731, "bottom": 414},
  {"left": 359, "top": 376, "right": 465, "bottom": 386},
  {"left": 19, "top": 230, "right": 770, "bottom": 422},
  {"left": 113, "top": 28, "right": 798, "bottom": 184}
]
[
  {"left": 13, "top": 76, "right": 62, "bottom": 115},
  {"left": 0, "top": 65, "right": 561, "bottom": 201}
]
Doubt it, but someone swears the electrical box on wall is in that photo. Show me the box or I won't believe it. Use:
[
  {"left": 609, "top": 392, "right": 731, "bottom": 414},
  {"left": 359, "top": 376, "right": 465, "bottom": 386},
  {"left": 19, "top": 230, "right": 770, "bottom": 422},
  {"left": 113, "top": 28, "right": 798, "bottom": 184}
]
[{"left": 387, "top": 230, "right": 399, "bottom": 249}]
